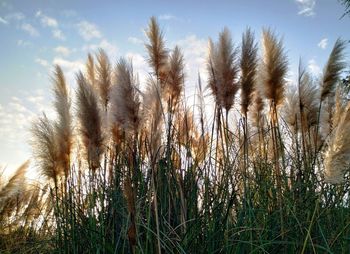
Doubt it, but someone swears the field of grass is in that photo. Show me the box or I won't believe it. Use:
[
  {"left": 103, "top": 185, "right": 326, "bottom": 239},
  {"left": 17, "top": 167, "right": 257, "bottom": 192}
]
[{"left": 1, "top": 17, "right": 350, "bottom": 253}]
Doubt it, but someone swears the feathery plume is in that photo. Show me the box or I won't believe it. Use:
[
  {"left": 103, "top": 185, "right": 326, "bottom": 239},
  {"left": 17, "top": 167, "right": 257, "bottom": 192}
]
[
  {"left": 175, "top": 108, "right": 209, "bottom": 163},
  {"left": 145, "top": 16, "right": 168, "bottom": 81},
  {"left": 299, "top": 70, "right": 319, "bottom": 130},
  {"left": 76, "top": 72, "right": 104, "bottom": 170},
  {"left": 321, "top": 86, "right": 347, "bottom": 138},
  {"left": 283, "top": 86, "right": 299, "bottom": 131},
  {"left": 52, "top": 65, "right": 72, "bottom": 177},
  {"left": 142, "top": 78, "right": 164, "bottom": 164},
  {"left": 324, "top": 101, "right": 350, "bottom": 183},
  {"left": 96, "top": 49, "right": 112, "bottom": 109},
  {"left": 165, "top": 46, "right": 185, "bottom": 107},
  {"left": 0, "top": 161, "right": 29, "bottom": 205},
  {"left": 208, "top": 27, "right": 239, "bottom": 112},
  {"left": 197, "top": 73, "right": 207, "bottom": 137},
  {"left": 31, "top": 115, "right": 60, "bottom": 181},
  {"left": 283, "top": 68, "right": 319, "bottom": 131},
  {"left": 110, "top": 58, "right": 141, "bottom": 134},
  {"left": 332, "top": 86, "right": 347, "bottom": 130},
  {"left": 250, "top": 89, "right": 265, "bottom": 129},
  {"left": 86, "top": 53, "right": 96, "bottom": 87},
  {"left": 240, "top": 28, "right": 258, "bottom": 116},
  {"left": 176, "top": 109, "right": 195, "bottom": 145},
  {"left": 261, "top": 29, "right": 288, "bottom": 107},
  {"left": 320, "top": 39, "right": 347, "bottom": 101}
]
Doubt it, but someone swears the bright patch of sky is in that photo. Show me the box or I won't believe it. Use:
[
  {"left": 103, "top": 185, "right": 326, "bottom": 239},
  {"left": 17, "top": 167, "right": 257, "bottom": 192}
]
[{"left": 0, "top": 0, "right": 349, "bottom": 172}]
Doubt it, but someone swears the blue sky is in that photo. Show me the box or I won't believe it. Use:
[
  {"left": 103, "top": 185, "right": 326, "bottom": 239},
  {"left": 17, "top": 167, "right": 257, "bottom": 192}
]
[{"left": 0, "top": 0, "right": 349, "bottom": 171}]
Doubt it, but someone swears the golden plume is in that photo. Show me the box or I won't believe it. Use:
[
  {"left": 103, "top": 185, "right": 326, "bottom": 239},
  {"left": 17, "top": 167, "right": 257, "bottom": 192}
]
[
  {"left": 261, "top": 28, "right": 288, "bottom": 107},
  {"left": 31, "top": 115, "right": 60, "bottom": 182},
  {"left": 0, "top": 161, "right": 29, "bottom": 206},
  {"left": 165, "top": 46, "right": 185, "bottom": 107},
  {"left": 208, "top": 27, "right": 239, "bottom": 112},
  {"left": 96, "top": 49, "right": 112, "bottom": 109},
  {"left": 145, "top": 16, "right": 168, "bottom": 82},
  {"left": 324, "top": 101, "right": 350, "bottom": 183},
  {"left": 142, "top": 78, "right": 164, "bottom": 164},
  {"left": 86, "top": 53, "right": 96, "bottom": 87},
  {"left": 76, "top": 72, "right": 105, "bottom": 170},
  {"left": 240, "top": 28, "right": 258, "bottom": 116},
  {"left": 52, "top": 65, "right": 73, "bottom": 178},
  {"left": 320, "top": 39, "right": 346, "bottom": 101},
  {"left": 110, "top": 58, "right": 141, "bottom": 134}
]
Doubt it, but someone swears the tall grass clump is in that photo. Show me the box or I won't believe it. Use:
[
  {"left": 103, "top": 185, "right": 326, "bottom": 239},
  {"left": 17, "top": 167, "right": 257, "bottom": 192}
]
[{"left": 1, "top": 17, "right": 350, "bottom": 254}]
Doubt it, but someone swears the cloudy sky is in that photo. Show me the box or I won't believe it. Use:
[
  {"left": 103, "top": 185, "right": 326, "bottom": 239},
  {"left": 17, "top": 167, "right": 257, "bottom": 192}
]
[{"left": 0, "top": 0, "right": 349, "bottom": 171}]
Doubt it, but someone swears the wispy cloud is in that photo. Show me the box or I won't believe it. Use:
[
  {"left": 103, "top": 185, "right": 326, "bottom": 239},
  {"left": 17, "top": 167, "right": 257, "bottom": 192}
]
[
  {"left": 35, "top": 58, "right": 49, "bottom": 67},
  {"left": 17, "top": 39, "right": 31, "bottom": 47},
  {"left": 36, "top": 10, "right": 58, "bottom": 27},
  {"left": 0, "top": 90, "right": 52, "bottom": 167},
  {"left": 35, "top": 10, "right": 66, "bottom": 40},
  {"left": 5, "top": 12, "right": 25, "bottom": 22},
  {"left": 52, "top": 57, "right": 84, "bottom": 84},
  {"left": 82, "top": 39, "right": 117, "bottom": 58},
  {"left": 21, "top": 23, "right": 39, "bottom": 37},
  {"left": 0, "top": 96, "right": 36, "bottom": 144},
  {"left": 125, "top": 52, "right": 149, "bottom": 88},
  {"left": 53, "top": 57, "right": 84, "bottom": 71},
  {"left": 175, "top": 34, "right": 208, "bottom": 86},
  {"left": 295, "top": 0, "right": 316, "bottom": 17},
  {"left": 128, "top": 37, "right": 143, "bottom": 45},
  {"left": 308, "top": 59, "right": 321, "bottom": 75},
  {"left": 318, "top": 38, "right": 328, "bottom": 49},
  {"left": 0, "top": 17, "right": 8, "bottom": 25},
  {"left": 0, "top": 90, "right": 51, "bottom": 173},
  {"left": 77, "top": 21, "right": 102, "bottom": 41},
  {"left": 54, "top": 46, "right": 72, "bottom": 57},
  {"left": 53, "top": 29, "right": 65, "bottom": 40},
  {"left": 159, "top": 14, "right": 176, "bottom": 20}
]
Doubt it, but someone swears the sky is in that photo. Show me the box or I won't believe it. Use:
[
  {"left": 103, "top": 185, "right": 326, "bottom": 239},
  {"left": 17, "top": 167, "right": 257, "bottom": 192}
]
[{"left": 0, "top": 0, "right": 349, "bottom": 172}]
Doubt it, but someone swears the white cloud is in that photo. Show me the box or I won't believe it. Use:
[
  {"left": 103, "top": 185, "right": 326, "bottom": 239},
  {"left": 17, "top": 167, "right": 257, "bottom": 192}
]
[
  {"left": 0, "top": 97, "right": 35, "bottom": 144},
  {"left": 308, "top": 59, "right": 321, "bottom": 75},
  {"left": 52, "top": 57, "right": 85, "bottom": 85},
  {"left": 77, "top": 21, "right": 102, "bottom": 41},
  {"left": 53, "top": 29, "right": 66, "bottom": 40},
  {"left": 0, "top": 90, "right": 52, "bottom": 168},
  {"left": 318, "top": 38, "right": 328, "bottom": 49},
  {"left": 125, "top": 52, "right": 150, "bottom": 88},
  {"left": 159, "top": 14, "right": 176, "bottom": 20},
  {"left": 36, "top": 10, "right": 58, "bottom": 27},
  {"left": 128, "top": 37, "right": 143, "bottom": 45},
  {"left": 35, "top": 58, "right": 49, "bottom": 67},
  {"left": 175, "top": 35, "right": 208, "bottom": 90},
  {"left": 21, "top": 23, "right": 39, "bottom": 37},
  {"left": 25, "top": 90, "right": 47, "bottom": 113},
  {"left": 0, "top": 17, "right": 8, "bottom": 25},
  {"left": 53, "top": 57, "right": 84, "bottom": 71},
  {"left": 35, "top": 11, "right": 66, "bottom": 40},
  {"left": 295, "top": 0, "right": 316, "bottom": 17},
  {"left": 54, "top": 46, "right": 71, "bottom": 57},
  {"left": 83, "top": 39, "right": 118, "bottom": 58},
  {"left": 17, "top": 39, "right": 31, "bottom": 47},
  {"left": 5, "top": 12, "right": 25, "bottom": 21}
]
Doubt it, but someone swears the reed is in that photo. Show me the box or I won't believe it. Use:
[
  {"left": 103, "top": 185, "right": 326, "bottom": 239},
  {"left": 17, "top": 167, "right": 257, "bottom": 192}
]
[
  {"left": 1, "top": 17, "right": 350, "bottom": 254},
  {"left": 76, "top": 72, "right": 105, "bottom": 170}
]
